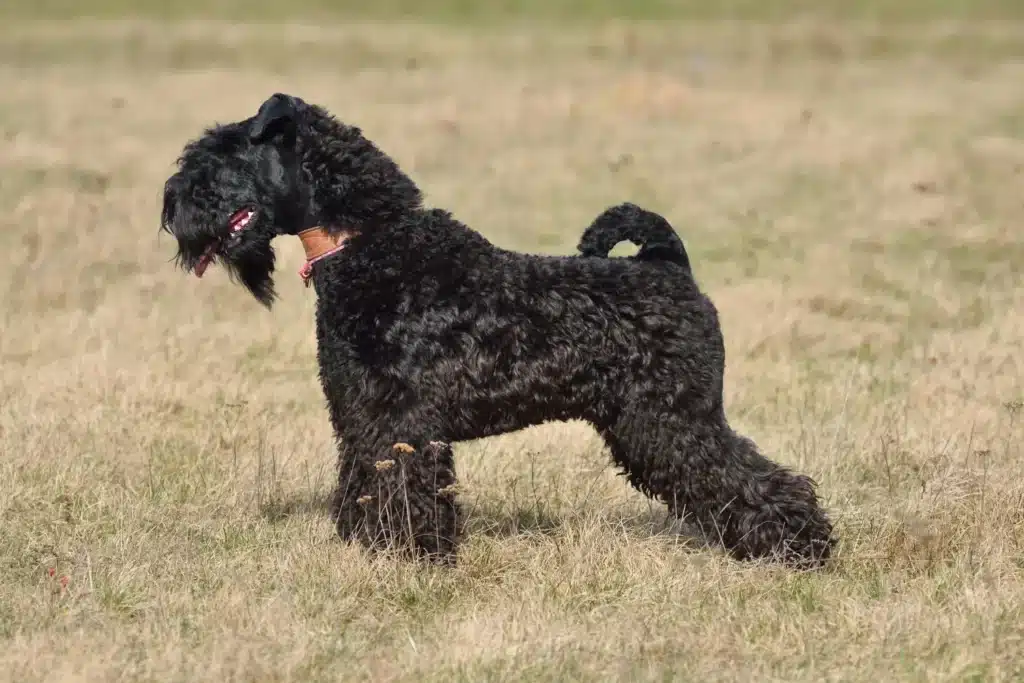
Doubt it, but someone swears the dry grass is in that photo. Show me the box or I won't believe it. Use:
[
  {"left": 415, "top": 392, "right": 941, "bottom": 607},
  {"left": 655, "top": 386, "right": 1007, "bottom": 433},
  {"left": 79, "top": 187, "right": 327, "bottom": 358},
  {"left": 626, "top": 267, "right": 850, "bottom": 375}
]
[{"left": 1, "top": 17, "right": 1023, "bottom": 682}]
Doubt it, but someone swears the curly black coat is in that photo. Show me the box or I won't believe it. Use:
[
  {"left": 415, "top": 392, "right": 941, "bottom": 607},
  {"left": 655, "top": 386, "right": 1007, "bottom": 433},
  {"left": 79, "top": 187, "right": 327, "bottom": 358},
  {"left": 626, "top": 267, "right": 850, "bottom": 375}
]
[{"left": 160, "top": 93, "right": 835, "bottom": 568}]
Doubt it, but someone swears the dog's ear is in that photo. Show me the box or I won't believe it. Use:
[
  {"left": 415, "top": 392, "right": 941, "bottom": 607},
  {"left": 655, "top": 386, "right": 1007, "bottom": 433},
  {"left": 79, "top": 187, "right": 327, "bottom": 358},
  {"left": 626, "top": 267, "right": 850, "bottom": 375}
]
[{"left": 249, "top": 93, "right": 304, "bottom": 143}]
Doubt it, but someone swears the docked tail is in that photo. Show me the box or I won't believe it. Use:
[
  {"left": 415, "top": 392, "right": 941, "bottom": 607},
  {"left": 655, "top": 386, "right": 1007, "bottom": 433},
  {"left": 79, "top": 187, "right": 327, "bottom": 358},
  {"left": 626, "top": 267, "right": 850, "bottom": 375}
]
[{"left": 577, "top": 202, "right": 690, "bottom": 271}]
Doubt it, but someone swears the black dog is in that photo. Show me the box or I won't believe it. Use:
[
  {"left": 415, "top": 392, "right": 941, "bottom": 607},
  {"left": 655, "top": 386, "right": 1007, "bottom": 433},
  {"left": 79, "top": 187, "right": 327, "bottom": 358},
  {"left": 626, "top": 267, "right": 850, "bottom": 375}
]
[{"left": 160, "top": 93, "right": 835, "bottom": 568}]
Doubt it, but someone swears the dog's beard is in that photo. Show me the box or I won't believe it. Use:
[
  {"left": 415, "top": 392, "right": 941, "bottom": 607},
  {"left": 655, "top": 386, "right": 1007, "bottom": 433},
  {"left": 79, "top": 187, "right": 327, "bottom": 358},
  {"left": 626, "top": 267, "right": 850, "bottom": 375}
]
[
  {"left": 163, "top": 215, "right": 278, "bottom": 308},
  {"left": 224, "top": 238, "right": 277, "bottom": 308}
]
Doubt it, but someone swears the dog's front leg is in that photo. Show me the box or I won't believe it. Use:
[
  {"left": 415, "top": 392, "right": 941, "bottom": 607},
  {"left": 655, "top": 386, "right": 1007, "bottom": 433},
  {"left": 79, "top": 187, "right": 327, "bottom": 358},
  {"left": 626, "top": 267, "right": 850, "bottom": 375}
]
[
  {"left": 334, "top": 435, "right": 461, "bottom": 565},
  {"left": 328, "top": 439, "right": 371, "bottom": 544}
]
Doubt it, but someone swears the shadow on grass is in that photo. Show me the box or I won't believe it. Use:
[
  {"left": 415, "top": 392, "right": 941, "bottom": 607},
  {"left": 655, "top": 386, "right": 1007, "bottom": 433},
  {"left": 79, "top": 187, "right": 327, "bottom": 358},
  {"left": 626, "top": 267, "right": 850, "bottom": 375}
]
[
  {"left": 257, "top": 492, "right": 332, "bottom": 523},
  {"left": 463, "top": 500, "right": 704, "bottom": 545},
  {"left": 254, "top": 489, "right": 706, "bottom": 550}
]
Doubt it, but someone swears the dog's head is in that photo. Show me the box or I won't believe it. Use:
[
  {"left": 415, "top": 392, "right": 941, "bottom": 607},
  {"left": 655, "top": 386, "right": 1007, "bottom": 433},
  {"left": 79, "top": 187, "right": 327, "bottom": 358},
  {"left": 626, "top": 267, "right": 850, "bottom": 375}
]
[{"left": 160, "top": 93, "right": 422, "bottom": 307}]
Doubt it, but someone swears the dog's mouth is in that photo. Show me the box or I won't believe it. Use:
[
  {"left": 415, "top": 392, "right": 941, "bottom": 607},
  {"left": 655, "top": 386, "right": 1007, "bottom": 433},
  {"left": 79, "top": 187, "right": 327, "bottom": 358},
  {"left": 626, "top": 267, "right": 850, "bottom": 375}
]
[{"left": 194, "top": 208, "right": 256, "bottom": 278}]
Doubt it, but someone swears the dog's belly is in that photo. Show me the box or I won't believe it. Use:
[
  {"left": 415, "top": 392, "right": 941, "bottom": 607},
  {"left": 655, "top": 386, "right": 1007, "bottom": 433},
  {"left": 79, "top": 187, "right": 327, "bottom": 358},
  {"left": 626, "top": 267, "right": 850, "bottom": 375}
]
[
  {"left": 446, "top": 401, "right": 586, "bottom": 442},
  {"left": 438, "top": 352, "right": 615, "bottom": 441}
]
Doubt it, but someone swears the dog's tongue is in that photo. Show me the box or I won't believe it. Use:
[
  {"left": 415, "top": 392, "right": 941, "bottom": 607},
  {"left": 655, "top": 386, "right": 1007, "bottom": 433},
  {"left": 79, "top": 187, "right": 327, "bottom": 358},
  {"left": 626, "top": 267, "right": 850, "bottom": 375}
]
[{"left": 194, "top": 242, "right": 218, "bottom": 278}]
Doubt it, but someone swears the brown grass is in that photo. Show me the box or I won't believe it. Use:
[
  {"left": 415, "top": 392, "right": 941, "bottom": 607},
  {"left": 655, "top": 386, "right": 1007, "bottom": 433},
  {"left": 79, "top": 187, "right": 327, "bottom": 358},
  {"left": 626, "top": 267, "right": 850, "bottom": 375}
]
[{"left": 1, "top": 18, "right": 1023, "bottom": 682}]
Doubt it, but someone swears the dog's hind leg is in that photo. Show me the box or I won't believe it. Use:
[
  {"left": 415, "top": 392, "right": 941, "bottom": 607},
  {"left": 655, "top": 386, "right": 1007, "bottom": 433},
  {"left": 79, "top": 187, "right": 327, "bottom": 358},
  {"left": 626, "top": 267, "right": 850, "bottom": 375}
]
[{"left": 600, "top": 405, "right": 834, "bottom": 568}]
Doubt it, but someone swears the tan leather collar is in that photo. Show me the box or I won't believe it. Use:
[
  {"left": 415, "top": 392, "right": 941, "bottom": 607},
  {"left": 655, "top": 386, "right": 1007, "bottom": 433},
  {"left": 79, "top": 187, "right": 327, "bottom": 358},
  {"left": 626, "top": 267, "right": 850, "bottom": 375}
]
[
  {"left": 296, "top": 227, "right": 354, "bottom": 286},
  {"left": 298, "top": 226, "right": 351, "bottom": 262}
]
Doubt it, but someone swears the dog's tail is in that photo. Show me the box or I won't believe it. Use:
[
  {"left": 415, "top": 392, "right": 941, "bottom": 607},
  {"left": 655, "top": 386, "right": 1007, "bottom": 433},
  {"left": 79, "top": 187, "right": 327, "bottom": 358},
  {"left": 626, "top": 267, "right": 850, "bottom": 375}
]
[{"left": 577, "top": 202, "right": 690, "bottom": 271}]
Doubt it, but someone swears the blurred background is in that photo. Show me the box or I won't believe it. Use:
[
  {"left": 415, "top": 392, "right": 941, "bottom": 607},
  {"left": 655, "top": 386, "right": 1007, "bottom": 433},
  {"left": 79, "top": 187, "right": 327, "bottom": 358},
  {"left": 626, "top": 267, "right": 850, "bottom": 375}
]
[
  {"left": 4, "top": 0, "right": 1024, "bottom": 21},
  {"left": 2, "top": 2, "right": 1023, "bottom": 682}
]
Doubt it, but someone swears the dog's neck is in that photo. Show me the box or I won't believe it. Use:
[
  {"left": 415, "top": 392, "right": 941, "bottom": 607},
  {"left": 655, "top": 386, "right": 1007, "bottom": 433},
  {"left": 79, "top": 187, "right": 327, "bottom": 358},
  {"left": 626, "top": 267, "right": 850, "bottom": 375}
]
[{"left": 297, "top": 226, "right": 353, "bottom": 286}]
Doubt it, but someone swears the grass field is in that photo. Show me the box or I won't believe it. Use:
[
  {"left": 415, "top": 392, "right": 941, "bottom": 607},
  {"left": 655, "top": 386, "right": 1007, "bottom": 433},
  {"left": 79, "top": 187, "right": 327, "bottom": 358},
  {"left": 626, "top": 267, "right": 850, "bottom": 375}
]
[{"left": 2, "top": 2, "right": 1023, "bottom": 681}]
